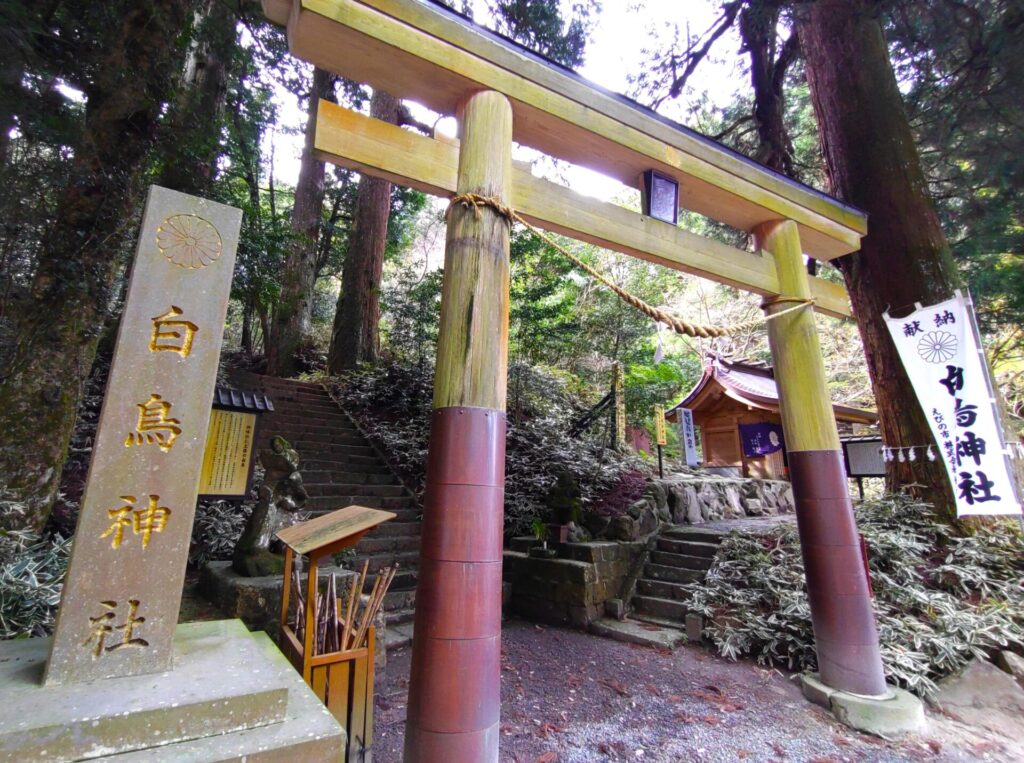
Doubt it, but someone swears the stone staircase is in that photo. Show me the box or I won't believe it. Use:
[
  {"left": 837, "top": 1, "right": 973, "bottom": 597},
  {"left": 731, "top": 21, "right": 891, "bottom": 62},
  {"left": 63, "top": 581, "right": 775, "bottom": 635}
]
[
  {"left": 631, "top": 526, "right": 724, "bottom": 629},
  {"left": 230, "top": 372, "right": 420, "bottom": 647}
]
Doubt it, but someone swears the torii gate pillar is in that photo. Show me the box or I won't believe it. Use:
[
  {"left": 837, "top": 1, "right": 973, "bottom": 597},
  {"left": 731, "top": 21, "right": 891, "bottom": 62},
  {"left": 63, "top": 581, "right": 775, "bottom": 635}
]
[
  {"left": 404, "top": 90, "right": 512, "bottom": 762},
  {"left": 756, "top": 219, "right": 887, "bottom": 696}
]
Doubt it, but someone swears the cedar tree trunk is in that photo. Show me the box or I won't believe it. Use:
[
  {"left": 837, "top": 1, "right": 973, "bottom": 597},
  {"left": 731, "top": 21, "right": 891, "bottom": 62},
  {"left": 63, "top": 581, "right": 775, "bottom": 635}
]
[
  {"left": 158, "top": 0, "right": 235, "bottom": 196},
  {"left": 265, "top": 67, "right": 337, "bottom": 377},
  {"left": 739, "top": 3, "right": 798, "bottom": 175},
  {"left": 327, "top": 90, "right": 400, "bottom": 372},
  {"left": 796, "top": 0, "right": 960, "bottom": 520},
  {"left": 0, "top": 2, "right": 193, "bottom": 532}
]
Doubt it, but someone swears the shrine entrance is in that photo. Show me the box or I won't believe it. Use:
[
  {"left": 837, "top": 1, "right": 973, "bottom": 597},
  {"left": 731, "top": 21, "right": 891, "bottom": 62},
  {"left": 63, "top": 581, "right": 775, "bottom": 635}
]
[{"left": 263, "top": 0, "right": 889, "bottom": 759}]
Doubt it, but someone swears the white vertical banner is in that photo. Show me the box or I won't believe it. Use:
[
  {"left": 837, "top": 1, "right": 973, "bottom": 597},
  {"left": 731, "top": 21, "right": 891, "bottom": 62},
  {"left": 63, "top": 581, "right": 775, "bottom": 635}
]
[
  {"left": 679, "top": 408, "right": 699, "bottom": 467},
  {"left": 884, "top": 294, "right": 1021, "bottom": 516}
]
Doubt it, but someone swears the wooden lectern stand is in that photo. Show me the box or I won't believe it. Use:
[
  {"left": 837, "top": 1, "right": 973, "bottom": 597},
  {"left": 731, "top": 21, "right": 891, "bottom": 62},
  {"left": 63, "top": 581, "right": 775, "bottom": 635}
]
[{"left": 276, "top": 505, "right": 394, "bottom": 762}]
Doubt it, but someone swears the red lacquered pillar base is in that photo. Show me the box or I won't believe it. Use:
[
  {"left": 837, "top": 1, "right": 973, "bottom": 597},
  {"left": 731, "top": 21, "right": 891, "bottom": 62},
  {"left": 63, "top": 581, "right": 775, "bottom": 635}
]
[
  {"left": 404, "top": 407, "right": 505, "bottom": 762},
  {"left": 789, "top": 449, "right": 887, "bottom": 696}
]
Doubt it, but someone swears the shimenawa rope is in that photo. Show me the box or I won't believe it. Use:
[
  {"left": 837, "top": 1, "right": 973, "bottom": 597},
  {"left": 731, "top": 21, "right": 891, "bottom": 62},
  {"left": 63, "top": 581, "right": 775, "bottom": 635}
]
[{"left": 446, "top": 192, "right": 814, "bottom": 339}]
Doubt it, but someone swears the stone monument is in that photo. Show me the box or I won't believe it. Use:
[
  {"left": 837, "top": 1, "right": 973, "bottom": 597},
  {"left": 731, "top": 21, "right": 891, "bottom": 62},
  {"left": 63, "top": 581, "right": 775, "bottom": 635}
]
[{"left": 0, "top": 186, "right": 343, "bottom": 760}]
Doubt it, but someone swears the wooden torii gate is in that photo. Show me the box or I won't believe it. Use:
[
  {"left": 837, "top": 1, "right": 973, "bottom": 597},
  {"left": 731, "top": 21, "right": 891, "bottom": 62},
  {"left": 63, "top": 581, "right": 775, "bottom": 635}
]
[{"left": 264, "top": 0, "right": 887, "bottom": 758}]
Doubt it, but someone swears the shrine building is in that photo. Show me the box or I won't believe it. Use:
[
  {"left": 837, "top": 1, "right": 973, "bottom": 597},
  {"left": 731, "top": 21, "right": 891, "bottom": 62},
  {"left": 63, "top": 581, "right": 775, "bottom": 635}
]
[{"left": 666, "top": 355, "right": 877, "bottom": 479}]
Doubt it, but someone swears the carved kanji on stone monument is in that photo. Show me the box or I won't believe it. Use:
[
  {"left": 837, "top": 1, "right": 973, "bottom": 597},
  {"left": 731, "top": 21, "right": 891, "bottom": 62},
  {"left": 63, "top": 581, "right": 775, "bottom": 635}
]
[{"left": 45, "top": 187, "right": 241, "bottom": 685}]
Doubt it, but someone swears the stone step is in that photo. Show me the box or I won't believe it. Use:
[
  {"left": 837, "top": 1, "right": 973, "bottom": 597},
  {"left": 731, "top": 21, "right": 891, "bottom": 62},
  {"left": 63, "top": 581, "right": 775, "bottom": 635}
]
[
  {"left": 300, "top": 452, "right": 383, "bottom": 467},
  {"left": 384, "top": 619, "right": 415, "bottom": 651},
  {"left": 293, "top": 442, "right": 376, "bottom": 457},
  {"left": 663, "top": 527, "right": 725, "bottom": 544},
  {"left": 649, "top": 550, "right": 714, "bottom": 571},
  {"left": 348, "top": 550, "right": 421, "bottom": 575},
  {"left": 303, "top": 470, "right": 400, "bottom": 486},
  {"left": 375, "top": 521, "right": 422, "bottom": 538},
  {"left": 271, "top": 430, "right": 368, "bottom": 446},
  {"left": 659, "top": 540, "right": 716, "bottom": 561},
  {"left": 304, "top": 459, "right": 392, "bottom": 474},
  {"left": 659, "top": 536, "right": 716, "bottom": 553},
  {"left": 643, "top": 563, "right": 704, "bottom": 584},
  {"left": 589, "top": 618, "right": 685, "bottom": 650},
  {"left": 269, "top": 422, "right": 361, "bottom": 438},
  {"left": 307, "top": 495, "right": 416, "bottom": 511},
  {"left": 383, "top": 586, "right": 417, "bottom": 612},
  {"left": 264, "top": 413, "right": 356, "bottom": 430},
  {"left": 637, "top": 578, "right": 690, "bottom": 601},
  {"left": 386, "top": 607, "right": 415, "bottom": 627},
  {"left": 304, "top": 483, "right": 406, "bottom": 498},
  {"left": 632, "top": 594, "right": 689, "bottom": 621},
  {"left": 355, "top": 535, "right": 421, "bottom": 555}
]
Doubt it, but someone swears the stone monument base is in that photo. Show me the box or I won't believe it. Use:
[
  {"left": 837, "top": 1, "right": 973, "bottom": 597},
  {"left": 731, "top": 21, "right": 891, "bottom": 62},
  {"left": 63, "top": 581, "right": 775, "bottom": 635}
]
[
  {"left": 0, "top": 619, "right": 343, "bottom": 762},
  {"left": 199, "top": 560, "right": 357, "bottom": 635},
  {"left": 199, "top": 561, "right": 386, "bottom": 673}
]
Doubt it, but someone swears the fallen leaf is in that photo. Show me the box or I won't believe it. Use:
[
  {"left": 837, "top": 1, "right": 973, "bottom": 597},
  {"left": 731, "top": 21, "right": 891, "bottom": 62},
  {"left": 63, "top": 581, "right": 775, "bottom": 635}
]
[
  {"left": 598, "top": 678, "right": 632, "bottom": 697},
  {"left": 536, "top": 752, "right": 558, "bottom": 763},
  {"left": 535, "top": 722, "right": 565, "bottom": 739}
]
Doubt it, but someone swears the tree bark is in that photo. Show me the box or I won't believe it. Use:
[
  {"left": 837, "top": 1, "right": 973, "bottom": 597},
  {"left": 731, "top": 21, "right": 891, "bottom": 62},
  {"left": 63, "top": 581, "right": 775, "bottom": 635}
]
[
  {"left": 0, "top": 2, "right": 194, "bottom": 533},
  {"left": 738, "top": 3, "right": 798, "bottom": 175},
  {"left": 157, "top": 0, "right": 235, "bottom": 196},
  {"left": 796, "top": 0, "right": 961, "bottom": 521},
  {"left": 327, "top": 90, "right": 400, "bottom": 372},
  {"left": 265, "top": 67, "right": 337, "bottom": 377}
]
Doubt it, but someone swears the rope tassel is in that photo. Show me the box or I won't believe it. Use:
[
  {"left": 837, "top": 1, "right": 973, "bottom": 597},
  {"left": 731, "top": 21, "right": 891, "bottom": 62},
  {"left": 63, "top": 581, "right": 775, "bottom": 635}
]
[{"left": 447, "top": 193, "right": 814, "bottom": 339}]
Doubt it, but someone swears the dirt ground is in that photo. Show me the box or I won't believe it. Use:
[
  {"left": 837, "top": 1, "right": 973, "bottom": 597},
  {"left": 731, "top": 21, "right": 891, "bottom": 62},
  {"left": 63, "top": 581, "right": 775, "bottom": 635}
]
[
  {"left": 373, "top": 620, "right": 1023, "bottom": 763},
  {"left": 179, "top": 583, "right": 1022, "bottom": 762}
]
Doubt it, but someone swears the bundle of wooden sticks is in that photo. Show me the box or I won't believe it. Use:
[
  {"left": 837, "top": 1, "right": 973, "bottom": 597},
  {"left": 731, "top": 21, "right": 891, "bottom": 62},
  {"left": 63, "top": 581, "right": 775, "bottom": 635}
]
[{"left": 292, "top": 560, "right": 397, "bottom": 655}]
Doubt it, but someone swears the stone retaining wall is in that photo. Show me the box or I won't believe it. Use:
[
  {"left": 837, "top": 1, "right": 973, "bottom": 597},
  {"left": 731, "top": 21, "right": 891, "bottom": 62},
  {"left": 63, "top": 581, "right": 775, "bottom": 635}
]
[
  {"left": 660, "top": 473, "right": 794, "bottom": 524},
  {"left": 503, "top": 540, "right": 646, "bottom": 628},
  {"left": 588, "top": 473, "right": 794, "bottom": 542}
]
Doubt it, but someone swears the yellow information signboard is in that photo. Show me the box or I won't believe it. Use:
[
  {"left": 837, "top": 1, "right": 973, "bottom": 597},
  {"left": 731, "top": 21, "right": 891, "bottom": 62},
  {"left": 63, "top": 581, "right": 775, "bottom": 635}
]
[
  {"left": 654, "top": 405, "right": 667, "bottom": 446},
  {"left": 199, "top": 409, "right": 257, "bottom": 497}
]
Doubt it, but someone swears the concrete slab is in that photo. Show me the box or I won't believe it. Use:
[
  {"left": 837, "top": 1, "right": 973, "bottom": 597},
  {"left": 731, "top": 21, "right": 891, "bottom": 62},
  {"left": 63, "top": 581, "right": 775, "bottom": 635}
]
[
  {"left": 385, "top": 621, "right": 415, "bottom": 651},
  {"left": 0, "top": 620, "right": 344, "bottom": 762},
  {"left": 590, "top": 617, "right": 685, "bottom": 650},
  {"left": 109, "top": 631, "right": 344, "bottom": 762},
  {"left": 0, "top": 620, "right": 288, "bottom": 762},
  {"left": 800, "top": 672, "right": 925, "bottom": 740}
]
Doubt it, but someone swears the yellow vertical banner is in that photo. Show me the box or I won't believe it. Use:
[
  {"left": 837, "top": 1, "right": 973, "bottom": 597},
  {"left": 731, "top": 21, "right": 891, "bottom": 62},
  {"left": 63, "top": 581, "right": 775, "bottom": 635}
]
[
  {"left": 654, "top": 405, "right": 667, "bottom": 445},
  {"left": 613, "top": 362, "right": 626, "bottom": 450}
]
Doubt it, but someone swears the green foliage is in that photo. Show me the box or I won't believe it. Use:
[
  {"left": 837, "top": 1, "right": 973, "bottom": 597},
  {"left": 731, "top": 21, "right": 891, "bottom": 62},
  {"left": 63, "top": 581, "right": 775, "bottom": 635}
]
[
  {"left": 0, "top": 530, "right": 70, "bottom": 639},
  {"left": 486, "top": 0, "right": 597, "bottom": 68},
  {"left": 685, "top": 494, "right": 1024, "bottom": 695},
  {"left": 509, "top": 228, "right": 579, "bottom": 365},
  {"left": 381, "top": 265, "right": 444, "bottom": 368},
  {"left": 327, "top": 360, "right": 646, "bottom": 537},
  {"left": 189, "top": 498, "right": 252, "bottom": 569}
]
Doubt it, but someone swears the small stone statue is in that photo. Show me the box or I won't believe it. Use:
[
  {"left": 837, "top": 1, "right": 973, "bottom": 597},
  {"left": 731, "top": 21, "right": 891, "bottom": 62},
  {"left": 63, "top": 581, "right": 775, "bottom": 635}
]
[
  {"left": 232, "top": 436, "right": 309, "bottom": 577},
  {"left": 546, "top": 468, "right": 583, "bottom": 526}
]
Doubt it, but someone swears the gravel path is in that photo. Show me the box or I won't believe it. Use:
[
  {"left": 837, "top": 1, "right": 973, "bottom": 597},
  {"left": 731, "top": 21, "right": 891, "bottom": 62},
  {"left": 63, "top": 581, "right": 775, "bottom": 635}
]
[{"left": 373, "top": 620, "right": 1020, "bottom": 763}]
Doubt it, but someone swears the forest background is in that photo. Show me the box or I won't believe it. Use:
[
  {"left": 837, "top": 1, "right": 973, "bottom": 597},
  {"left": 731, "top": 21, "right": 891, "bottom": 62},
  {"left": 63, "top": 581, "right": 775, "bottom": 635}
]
[{"left": 0, "top": 0, "right": 1022, "bottom": 537}]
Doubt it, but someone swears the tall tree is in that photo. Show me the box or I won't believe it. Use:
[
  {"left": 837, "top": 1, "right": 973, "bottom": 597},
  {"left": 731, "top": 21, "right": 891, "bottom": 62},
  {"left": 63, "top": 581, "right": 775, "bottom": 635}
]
[
  {"left": 266, "top": 66, "right": 338, "bottom": 376},
  {"left": 795, "top": 0, "right": 961, "bottom": 519},
  {"left": 0, "top": 1, "right": 196, "bottom": 532},
  {"left": 157, "top": 0, "right": 237, "bottom": 196},
  {"left": 327, "top": 0, "right": 595, "bottom": 372},
  {"left": 327, "top": 89, "right": 400, "bottom": 371}
]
